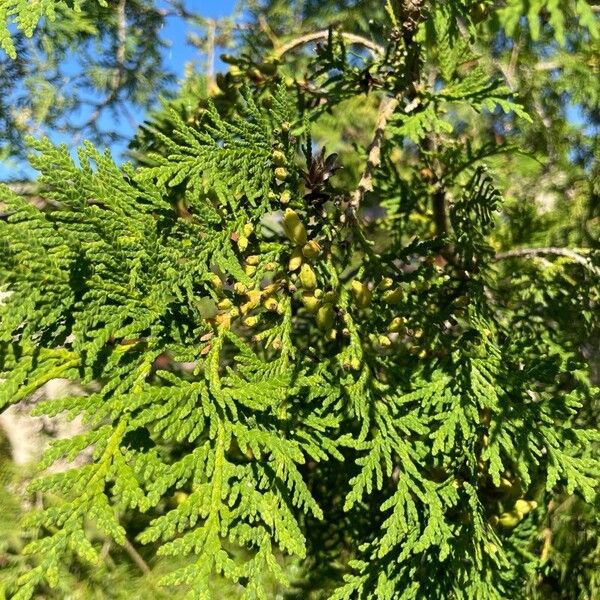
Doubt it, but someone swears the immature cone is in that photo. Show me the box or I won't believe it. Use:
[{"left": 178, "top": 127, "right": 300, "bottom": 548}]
[
  {"left": 351, "top": 280, "right": 372, "bottom": 308},
  {"left": 241, "top": 290, "right": 262, "bottom": 314},
  {"left": 283, "top": 209, "right": 307, "bottom": 246},
  {"left": 271, "top": 150, "right": 286, "bottom": 166},
  {"left": 302, "top": 240, "right": 321, "bottom": 260},
  {"left": 274, "top": 167, "right": 288, "bottom": 184},
  {"left": 514, "top": 499, "right": 537, "bottom": 515},
  {"left": 173, "top": 491, "right": 188, "bottom": 505},
  {"left": 263, "top": 297, "right": 279, "bottom": 311},
  {"left": 382, "top": 287, "right": 403, "bottom": 305},
  {"left": 237, "top": 235, "right": 249, "bottom": 252},
  {"left": 316, "top": 303, "right": 334, "bottom": 331},
  {"left": 388, "top": 317, "right": 405, "bottom": 333},
  {"left": 215, "top": 312, "right": 232, "bottom": 330},
  {"left": 209, "top": 274, "right": 223, "bottom": 293},
  {"left": 378, "top": 335, "right": 392, "bottom": 348},
  {"left": 299, "top": 263, "right": 317, "bottom": 290},
  {"left": 301, "top": 292, "right": 321, "bottom": 313},
  {"left": 498, "top": 477, "right": 514, "bottom": 493},
  {"left": 496, "top": 510, "right": 523, "bottom": 528},
  {"left": 288, "top": 247, "right": 304, "bottom": 272}
]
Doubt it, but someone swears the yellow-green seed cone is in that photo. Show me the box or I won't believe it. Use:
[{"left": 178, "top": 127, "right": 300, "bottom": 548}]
[
  {"left": 209, "top": 274, "right": 223, "bottom": 292},
  {"left": 288, "top": 247, "right": 304, "bottom": 272},
  {"left": 351, "top": 280, "right": 372, "bottom": 308},
  {"left": 173, "top": 491, "right": 188, "bottom": 505},
  {"left": 272, "top": 150, "right": 286, "bottom": 166},
  {"left": 389, "top": 317, "right": 405, "bottom": 332},
  {"left": 299, "top": 263, "right": 317, "bottom": 290},
  {"left": 301, "top": 292, "right": 321, "bottom": 313},
  {"left": 316, "top": 303, "right": 334, "bottom": 331},
  {"left": 241, "top": 290, "right": 262, "bottom": 314},
  {"left": 274, "top": 167, "right": 288, "bottom": 183},
  {"left": 378, "top": 335, "right": 392, "bottom": 347},
  {"left": 263, "top": 297, "right": 279, "bottom": 311},
  {"left": 379, "top": 277, "right": 394, "bottom": 290},
  {"left": 382, "top": 287, "right": 403, "bottom": 305},
  {"left": 283, "top": 208, "right": 307, "bottom": 246},
  {"left": 497, "top": 510, "right": 523, "bottom": 528},
  {"left": 514, "top": 499, "right": 537, "bottom": 515},
  {"left": 302, "top": 240, "right": 321, "bottom": 260},
  {"left": 237, "top": 235, "right": 249, "bottom": 252}
]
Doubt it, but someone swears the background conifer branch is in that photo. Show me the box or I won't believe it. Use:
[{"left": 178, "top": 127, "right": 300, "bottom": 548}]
[{"left": 495, "top": 247, "right": 600, "bottom": 275}]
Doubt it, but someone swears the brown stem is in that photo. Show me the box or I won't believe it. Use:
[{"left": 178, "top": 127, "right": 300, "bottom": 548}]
[
  {"left": 349, "top": 96, "right": 400, "bottom": 213},
  {"left": 432, "top": 186, "right": 448, "bottom": 236},
  {"left": 348, "top": 0, "right": 429, "bottom": 216},
  {"left": 122, "top": 536, "right": 151, "bottom": 575},
  {"left": 274, "top": 30, "right": 383, "bottom": 59}
]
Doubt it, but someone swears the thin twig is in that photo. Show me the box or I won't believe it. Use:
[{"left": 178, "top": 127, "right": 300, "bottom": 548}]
[
  {"left": 347, "top": 0, "right": 428, "bottom": 214},
  {"left": 258, "top": 14, "right": 279, "bottom": 49},
  {"left": 274, "top": 30, "right": 383, "bottom": 59},
  {"left": 74, "top": 0, "right": 127, "bottom": 142},
  {"left": 349, "top": 96, "right": 400, "bottom": 213},
  {"left": 3, "top": 181, "right": 40, "bottom": 196},
  {"left": 495, "top": 247, "right": 599, "bottom": 276},
  {"left": 205, "top": 18, "right": 216, "bottom": 90},
  {"left": 535, "top": 60, "right": 560, "bottom": 71},
  {"left": 155, "top": 0, "right": 205, "bottom": 22},
  {"left": 122, "top": 536, "right": 152, "bottom": 575},
  {"left": 112, "top": 0, "right": 127, "bottom": 91}
]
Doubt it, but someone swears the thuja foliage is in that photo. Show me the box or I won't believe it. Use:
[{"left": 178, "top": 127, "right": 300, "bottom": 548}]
[{"left": 1, "top": 1, "right": 600, "bottom": 598}]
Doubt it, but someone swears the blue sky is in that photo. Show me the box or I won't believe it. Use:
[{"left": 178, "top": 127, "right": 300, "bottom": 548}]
[
  {"left": 0, "top": 0, "right": 239, "bottom": 180},
  {"left": 161, "top": 0, "right": 239, "bottom": 73}
]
